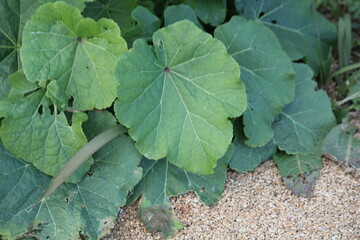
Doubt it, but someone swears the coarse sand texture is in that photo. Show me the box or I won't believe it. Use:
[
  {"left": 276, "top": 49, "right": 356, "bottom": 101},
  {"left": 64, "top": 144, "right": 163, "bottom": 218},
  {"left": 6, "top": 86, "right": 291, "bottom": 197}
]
[{"left": 105, "top": 159, "right": 359, "bottom": 240}]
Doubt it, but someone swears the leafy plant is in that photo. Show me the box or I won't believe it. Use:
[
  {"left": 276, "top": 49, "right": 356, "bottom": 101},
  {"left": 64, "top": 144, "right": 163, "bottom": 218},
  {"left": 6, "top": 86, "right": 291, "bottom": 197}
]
[{"left": 0, "top": 0, "right": 351, "bottom": 239}]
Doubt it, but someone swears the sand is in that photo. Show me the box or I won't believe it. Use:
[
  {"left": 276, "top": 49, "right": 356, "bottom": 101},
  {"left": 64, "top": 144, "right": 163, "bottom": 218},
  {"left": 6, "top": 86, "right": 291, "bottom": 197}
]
[{"left": 105, "top": 159, "right": 359, "bottom": 239}]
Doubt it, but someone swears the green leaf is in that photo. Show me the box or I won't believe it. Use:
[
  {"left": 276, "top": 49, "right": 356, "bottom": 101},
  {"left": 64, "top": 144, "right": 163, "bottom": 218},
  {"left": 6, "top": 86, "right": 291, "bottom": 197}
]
[
  {"left": 122, "top": 6, "right": 160, "bottom": 46},
  {"left": 184, "top": 0, "right": 227, "bottom": 26},
  {"left": 272, "top": 64, "right": 336, "bottom": 154},
  {"left": 83, "top": 110, "right": 122, "bottom": 139},
  {"left": 273, "top": 153, "right": 323, "bottom": 197},
  {"left": 39, "top": 0, "right": 92, "bottom": 10},
  {"left": 83, "top": 0, "right": 137, "bottom": 34},
  {"left": 127, "top": 146, "right": 233, "bottom": 238},
  {"left": 115, "top": 20, "right": 246, "bottom": 174},
  {"left": 322, "top": 123, "right": 360, "bottom": 169},
  {"left": 20, "top": 1, "right": 127, "bottom": 111},
  {"left": 0, "top": 0, "right": 42, "bottom": 99},
  {"left": 236, "top": 0, "right": 336, "bottom": 74},
  {"left": 230, "top": 119, "right": 276, "bottom": 172},
  {"left": 215, "top": 16, "right": 295, "bottom": 147},
  {"left": 0, "top": 71, "right": 91, "bottom": 183},
  {"left": 164, "top": 4, "right": 202, "bottom": 28},
  {"left": 0, "top": 135, "right": 142, "bottom": 239}
]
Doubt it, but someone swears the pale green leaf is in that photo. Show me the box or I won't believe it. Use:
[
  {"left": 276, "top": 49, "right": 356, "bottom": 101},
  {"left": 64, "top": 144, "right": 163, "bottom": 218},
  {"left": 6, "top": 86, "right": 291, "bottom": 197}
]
[
  {"left": 236, "top": 0, "right": 336, "bottom": 74},
  {"left": 184, "top": 0, "right": 227, "bottom": 26},
  {"left": 20, "top": 2, "right": 127, "bottom": 110},
  {"left": 272, "top": 64, "right": 336, "bottom": 154},
  {"left": 115, "top": 20, "right": 246, "bottom": 174},
  {"left": 127, "top": 147, "right": 233, "bottom": 238},
  {"left": 0, "top": 135, "right": 142, "bottom": 239},
  {"left": 122, "top": 6, "right": 160, "bottom": 46},
  {"left": 273, "top": 153, "right": 323, "bottom": 197},
  {"left": 83, "top": 0, "right": 137, "bottom": 34},
  {"left": 215, "top": 16, "right": 295, "bottom": 147},
  {"left": 164, "top": 4, "right": 202, "bottom": 28},
  {"left": 0, "top": 72, "right": 91, "bottom": 183},
  {"left": 322, "top": 123, "right": 360, "bottom": 169}
]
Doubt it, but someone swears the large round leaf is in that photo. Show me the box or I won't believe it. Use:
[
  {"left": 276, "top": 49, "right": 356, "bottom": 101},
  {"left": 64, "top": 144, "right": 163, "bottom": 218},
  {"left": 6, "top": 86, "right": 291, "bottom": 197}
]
[
  {"left": 215, "top": 16, "right": 295, "bottom": 147},
  {"left": 114, "top": 20, "right": 247, "bottom": 174},
  {"left": 20, "top": 2, "right": 127, "bottom": 110},
  {"left": 235, "top": 0, "right": 336, "bottom": 74}
]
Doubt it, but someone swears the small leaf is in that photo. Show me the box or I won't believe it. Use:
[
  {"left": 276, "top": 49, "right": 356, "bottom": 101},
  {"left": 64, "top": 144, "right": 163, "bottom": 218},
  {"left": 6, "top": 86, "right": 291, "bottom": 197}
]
[
  {"left": 21, "top": 2, "right": 127, "bottom": 110},
  {"left": 230, "top": 119, "right": 276, "bottom": 172},
  {"left": 164, "top": 4, "right": 202, "bottom": 28},
  {"left": 184, "top": 0, "right": 227, "bottom": 26},
  {"left": 273, "top": 153, "right": 323, "bottom": 197},
  {"left": 0, "top": 135, "right": 142, "bottom": 240},
  {"left": 115, "top": 20, "right": 246, "bottom": 174},
  {"left": 323, "top": 123, "right": 360, "bottom": 169},
  {"left": 215, "top": 16, "right": 295, "bottom": 147},
  {"left": 236, "top": 0, "right": 336, "bottom": 74},
  {"left": 127, "top": 147, "right": 233, "bottom": 238},
  {"left": 272, "top": 64, "right": 336, "bottom": 154}
]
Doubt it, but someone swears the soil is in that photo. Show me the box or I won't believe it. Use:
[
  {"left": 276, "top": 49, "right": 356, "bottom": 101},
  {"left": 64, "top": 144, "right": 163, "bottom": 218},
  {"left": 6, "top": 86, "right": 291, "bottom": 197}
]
[{"left": 105, "top": 158, "right": 360, "bottom": 240}]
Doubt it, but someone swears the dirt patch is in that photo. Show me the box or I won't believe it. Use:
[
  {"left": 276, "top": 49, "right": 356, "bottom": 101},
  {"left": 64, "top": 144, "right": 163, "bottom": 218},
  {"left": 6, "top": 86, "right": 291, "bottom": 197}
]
[{"left": 105, "top": 159, "right": 359, "bottom": 239}]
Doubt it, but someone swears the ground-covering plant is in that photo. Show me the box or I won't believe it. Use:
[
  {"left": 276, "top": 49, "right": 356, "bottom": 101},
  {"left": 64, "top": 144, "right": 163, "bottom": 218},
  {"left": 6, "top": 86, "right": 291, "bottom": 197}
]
[{"left": 0, "top": 0, "right": 358, "bottom": 239}]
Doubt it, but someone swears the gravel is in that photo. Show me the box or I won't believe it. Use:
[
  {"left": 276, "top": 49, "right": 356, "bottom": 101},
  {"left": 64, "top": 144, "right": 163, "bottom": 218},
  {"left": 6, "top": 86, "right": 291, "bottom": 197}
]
[{"left": 106, "top": 159, "right": 360, "bottom": 240}]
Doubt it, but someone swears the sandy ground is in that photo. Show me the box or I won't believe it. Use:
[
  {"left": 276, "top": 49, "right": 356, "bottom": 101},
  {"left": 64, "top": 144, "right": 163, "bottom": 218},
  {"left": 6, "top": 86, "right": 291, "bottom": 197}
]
[{"left": 106, "top": 159, "right": 359, "bottom": 240}]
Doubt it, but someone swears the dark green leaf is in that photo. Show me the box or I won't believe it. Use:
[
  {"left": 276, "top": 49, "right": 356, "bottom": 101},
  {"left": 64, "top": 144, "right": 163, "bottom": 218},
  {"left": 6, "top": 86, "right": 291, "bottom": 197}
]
[
  {"left": 122, "top": 6, "right": 160, "bottom": 46},
  {"left": 164, "top": 4, "right": 202, "bottom": 28},
  {"left": 215, "top": 16, "right": 295, "bottom": 147},
  {"left": 272, "top": 64, "right": 336, "bottom": 154},
  {"left": 184, "top": 0, "right": 227, "bottom": 26},
  {"left": 0, "top": 135, "right": 142, "bottom": 239},
  {"left": 236, "top": 0, "right": 336, "bottom": 74},
  {"left": 83, "top": 0, "right": 137, "bottom": 34},
  {"left": 230, "top": 119, "right": 276, "bottom": 172},
  {"left": 0, "top": 0, "right": 42, "bottom": 99}
]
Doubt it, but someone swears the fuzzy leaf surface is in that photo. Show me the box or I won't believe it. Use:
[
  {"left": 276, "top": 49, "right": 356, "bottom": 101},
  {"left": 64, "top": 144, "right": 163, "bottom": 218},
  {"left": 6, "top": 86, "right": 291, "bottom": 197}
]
[
  {"left": 323, "top": 123, "right": 360, "bottom": 169},
  {"left": 184, "top": 0, "right": 227, "bottom": 26},
  {"left": 215, "top": 16, "right": 295, "bottom": 147},
  {"left": 273, "top": 153, "right": 323, "bottom": 197},
  {"left": 0, "top": 135, "right": 142, "bottom": 239},
  {"left": 127, "top": 147, "right": 233, "bottom": 238},
  {"left": 273, "top": 64, "right": 336, "bottom": 154},
  {"left": 0, "top": 72, "right": 90, "bottom": 183},
  {"left": 115, "top": 20, "right": 246, "bottom": 174},
  {"left": 236, "top": 0, "right": 336, "bottom": 74},
  {"left": 20, "top": 2, "right": 127, "bottom": 110}
]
